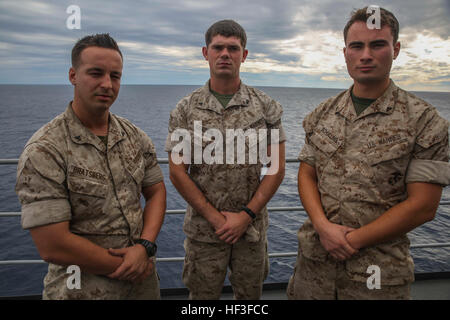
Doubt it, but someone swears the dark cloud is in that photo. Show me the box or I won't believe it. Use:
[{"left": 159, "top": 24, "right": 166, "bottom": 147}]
[{"left": 0, "top": 0, "right": 448, "bottom": 87}]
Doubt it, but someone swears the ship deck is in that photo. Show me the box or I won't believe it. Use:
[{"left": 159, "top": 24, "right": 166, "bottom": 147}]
[{"left": 161, "top": 273, "right": 450, "bottom": 300}]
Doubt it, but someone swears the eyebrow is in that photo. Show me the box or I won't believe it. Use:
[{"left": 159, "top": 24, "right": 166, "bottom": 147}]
[
  {"left": 348, "top": 41, "right": 364, "bottom": 46},
  {"left": 348, "top": 39, "right": 389, "bottom": 46},
  {"left": 86, "top": 67, "right": 122, "bottom": 76},
  {"left": 212, "top": 44, "right": 240, "bottom": 47},
  {"left": 86, "top": 67, "right": 103, "bottom": 72},
  {"left": 370, "top": 39, "right": 389, "bottom": 45}
]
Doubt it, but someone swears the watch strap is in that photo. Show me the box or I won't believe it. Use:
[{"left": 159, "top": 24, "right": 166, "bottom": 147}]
[
  {"left": 241, "top": 206, "right": 256, "bottom": 220},
  {"left": 136, "top": 239, "right": 157, "bottom": 257}
]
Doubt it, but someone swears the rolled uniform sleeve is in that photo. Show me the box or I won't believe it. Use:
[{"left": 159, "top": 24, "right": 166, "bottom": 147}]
[
  {"left": 165, "top": 100, "right": 189, "bottom": 153},
  {"left": 406, "top": 109, "right": 450, "bottom": 186},
  {"left": 265, "top": 99, "right": 286, "bottom": 144},
  {"left": 15, "top": 143, "right": 71, "bottom": 229},
  {"left": 298, "top": 143, "right": 316, "bottom": 168},
  {"left": 139, "top": 130, "right": 164, "bottom": 188},
  {"left": 297, "top": 113, "right": 316, "bottom": 168}
]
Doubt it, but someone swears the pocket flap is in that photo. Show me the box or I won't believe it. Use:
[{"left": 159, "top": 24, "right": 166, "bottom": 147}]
[
  {"left": 367, "top": 141, "right": 410, "bottom": 166},
  {"left": 129, "top": 164, "right": 144, "bottom": 184},
  {"left": 245, "top": 116, "right": 266, "bottom": 129},
  {"left": 310, "top": 131, "right": 339, "bottom": 155},
  {"left": 68, "top": 176, "right": 107, "bottom": 198},
  {"left": 124, "top": 151, "right": 145, "bottom": 184}
]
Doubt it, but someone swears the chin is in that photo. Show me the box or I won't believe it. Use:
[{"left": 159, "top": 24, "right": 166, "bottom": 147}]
[
  {"left": 353, "top": 75, "right": 383, "bottom": 85},
  {"left": 215, "top": 71, "right": 236, "bottom": 79},
  {"left": 94, "top": 103, "right": 112, "bottom": 111}
]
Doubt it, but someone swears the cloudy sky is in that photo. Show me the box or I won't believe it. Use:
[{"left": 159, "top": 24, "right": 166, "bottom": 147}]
[{"left": 0, "top": 0, "right": 449, "bottom": 91}]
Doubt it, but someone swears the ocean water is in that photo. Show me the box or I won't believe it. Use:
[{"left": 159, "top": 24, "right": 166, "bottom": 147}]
[{"left": 0, "top": 84, "right": 449, "bottom": 297}]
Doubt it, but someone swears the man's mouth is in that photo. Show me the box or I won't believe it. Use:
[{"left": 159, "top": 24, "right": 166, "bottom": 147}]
[
  {"left": 217, "top": 62, "right": 231, "bottom": 67},
  {"left": 95, "top": 94, "right": 112, "bottom": 100},
  {"left": 357, "top": 65, "right": 375, "bottom": 72}
]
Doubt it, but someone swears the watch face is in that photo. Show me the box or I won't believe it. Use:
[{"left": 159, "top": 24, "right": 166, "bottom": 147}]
[{"left": 146, "top": 244, "right": 156, "bottom": 256}]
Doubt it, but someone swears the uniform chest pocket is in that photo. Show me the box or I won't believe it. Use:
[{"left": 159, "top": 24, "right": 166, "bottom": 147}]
[
  {"left": 125, "top": 152, "right": 145, "bottom": 186},
  {"left": 308, "top": 130, "right": 342, "bottom": 177},
  {"left": 367, "top": 141, "right": 411, "bottom": 166},
  {"left": 228, "top": 116, "right": 267, "bottom": 165},
  {"left": 244, "top": 116, "right": 266, "bottom": 130},
  {"left": 309, "top": 131, "right": 340, "bottom": 157},
  {"left": 128, "top": 164, "right": 145, "bottom": 186},
  {"left": 68, "top": 176, "right": 107, "bottom": 198},
  {"left": 366, "top": 141, "right": 412, "bottom": 198}
]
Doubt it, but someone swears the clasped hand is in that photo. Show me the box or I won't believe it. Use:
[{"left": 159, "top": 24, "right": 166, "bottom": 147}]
[
  {"left": 106, "top": 245, "right": 154, "bottom": 283},
  {"left": 317, "top": 222, "right": 359, "bottom": 261},
  {"left": 215, "top": 211, "right": 252, "bottom": 244}
]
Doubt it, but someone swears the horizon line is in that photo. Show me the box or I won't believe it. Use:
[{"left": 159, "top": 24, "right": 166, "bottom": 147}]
[{"left": 0, "top": 83, "right": 449, "bottom": 94}]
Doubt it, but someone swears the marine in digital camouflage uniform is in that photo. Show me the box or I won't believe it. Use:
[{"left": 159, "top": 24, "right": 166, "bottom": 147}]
[
  {"left": 15, "top": 34, "right": 166, "bottom": 299},
  {"left": 287, "top": 7, "right": 450, "bottom": 300},
  {"left": 166, "top": 20, "right": 286, "bottom": 299}
]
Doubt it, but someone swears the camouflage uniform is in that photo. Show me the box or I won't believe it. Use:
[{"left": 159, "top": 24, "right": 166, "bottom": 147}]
[
  {"left": 288, "top": 80, "right": 450, "bottom": 299},
  {"left": 16, "top": 103, "right": 164, "bottom": 300},
  {"left": 165, "top": 81, "right": 286, "bottom": 299}
]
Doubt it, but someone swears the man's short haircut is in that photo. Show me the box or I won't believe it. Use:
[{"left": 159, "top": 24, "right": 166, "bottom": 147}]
[
  {"left": 71, "top": 33, "right": 123, "bottom": 68},
  {"left": 343, "top": 7, "right": 399, "bottom": 44},
  {"left": 205, "top": 19, "right": 247, "bottom": 48}
]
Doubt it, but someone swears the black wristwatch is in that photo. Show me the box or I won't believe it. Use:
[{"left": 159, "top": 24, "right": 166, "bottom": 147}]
[
  {"left": 241, "top": 206, "right": 257, "bottom": 220},
  {"left": 135, "top": 239, "right": 157, "bottom": 257}
]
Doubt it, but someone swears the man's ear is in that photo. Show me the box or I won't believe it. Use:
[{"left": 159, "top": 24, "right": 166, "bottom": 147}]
[
  {"left": 393, "top": 41, "right": 401, "bottom": 60},
  {"left": 202, "top": 46, "right": 208, "bottom": 60},
  {"left": 69, "top": 67, "right": 76, "bottom": 85},
  {"left": 242, "top": 49, "right": 248, "bottom": 62}
]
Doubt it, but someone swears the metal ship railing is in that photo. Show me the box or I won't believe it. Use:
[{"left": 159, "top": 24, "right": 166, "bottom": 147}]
[{"left": 1, "top": 157, "right": 450, "bottom": 267}]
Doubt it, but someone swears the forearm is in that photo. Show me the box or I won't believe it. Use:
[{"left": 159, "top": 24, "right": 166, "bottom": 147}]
[
  {"left": 347, "top": 182, "right": 442, "bottom": 249},
  {"left": 247, "top": 142, "right": 285, "bottom": 214},
  {"left": 298, "top": 162, "right": 328, "bottom": 231},
  {"left": 169, "top": 159, "right": 225, "bottom": 228},
  {"left": 31, "top": 223, "right": 123, "bottom": 275},
  {"left": 57, "top": 235, "right": 123, "bottom": 275},
  {"left": 247, "top": 162, "right": 285, "bottom": 215},
  {"left": 215, "top": 166, "right": 285, "bottom": 244},
  {"left": 140, "top": 182, "right": 166, "bottom": 242},
  {"left": 298, "top": 162, "right": 359, "bottom": 259}
]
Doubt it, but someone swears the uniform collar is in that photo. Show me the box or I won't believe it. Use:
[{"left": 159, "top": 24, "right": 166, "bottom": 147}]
[
  {"left": 197, "top": 80, "right": 251, "bottom": 114},
  {"left": 64, "top": 102, "right": 126, "bottom": 151},
  {"left": 336, "top": 80, "right": 398, "bottom": 121}
]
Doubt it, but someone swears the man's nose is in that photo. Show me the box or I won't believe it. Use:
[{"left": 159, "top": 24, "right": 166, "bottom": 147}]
[
  {"left": 220, "top": 47, "right": 230, "bottom": 58},
  {"left": 360, "top": 46, "right": 373, "bottom": 62},
  {"left": 100, "top": 74, "right": 113, "bottom": 89}
]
